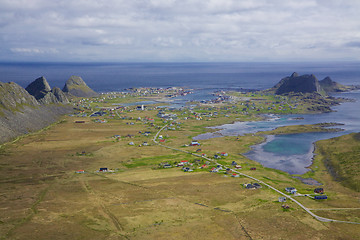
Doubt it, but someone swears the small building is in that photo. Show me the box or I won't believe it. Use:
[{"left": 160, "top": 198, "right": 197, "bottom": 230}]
[
  {"left": 231, "top": 161, "right": 237, "bottom": 166},
  {"left": 244, "top": 183, "right": 256, "bottom": 189},
  {"left": 214, "top": 155, "right": 221, "bottom": 159},
  {"left": 278, "top": 197, "right": 287, "bottom": 203},
  {"left": 235, "top": 165, "right": 242, "bottom": 169},
  {"left": 128, "top": 142, "right": 135, "bottom": 145},
  {"left": 231, "top": 173, "right": 239, "bottom": 177},
  {"left": 75, "top": 121, "right": 85, "bottom": 123},
  {"left": 99, "top": 168, "right": 108, "bottom": 172},
  {"left": 210, "top": 167, "right": 218, "bottom": 173},
  {"left": 76, "top": 170, "right": 85, "bottom": 173},
  {"left": 253, "top": 183, "right": 262, "bottom": 189},
  {"left": 314, "top": 188, "right": 324, "bottom": 194},
  {"left": 314, "top": 195, "right": 328, "bottom": 200},
  {"left": 221, "top": 152, "right": 228, "bottom": 157},
  {"left": 200, "top": 164, "right": 208, "bottom": 169},
  {"left": 190, "top": 141, "right": 200, "bottom": 146},
  {"left": 285, "top": 187, "right": 297, "bottom": 194},
  {"left": 181, "top": 160, "right": 189, "bottom": 165},
  {"left": 250, "top": 167, "right": 256, "bottom": 170},
  {"left": 196, "top": 149, "right": 202, "bottom": 152},
  {"left": 226, "top": 168, "right": 232, "bottom": 174},
  {"left": 163, "top": 164, "right": 172, "bottom": 168}
]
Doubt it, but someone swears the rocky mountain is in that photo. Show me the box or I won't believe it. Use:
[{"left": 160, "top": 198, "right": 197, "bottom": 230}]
[
  {"left": 319, "top": 76, "right": 351, "bottom": 93},
  {"left": 272, "top": 73, "right": 359, "bottom": 95},
  {"left": 62, "top": 76, "right": 98, "bottom": 97},
  {"left": 25, "top": 76, "right": 52, "bottom": 100},
  {"left": 0, "top": 81, "right": 73, "bottom": 144},
  {"left": 25, "top": 76, "right": 70, "bottom": 104},
  {"left": 273, "top": 72, "right": 324, "bottom": 95},
  {"left": 0, "top": 75, "right": 97, "bottom": 144}
]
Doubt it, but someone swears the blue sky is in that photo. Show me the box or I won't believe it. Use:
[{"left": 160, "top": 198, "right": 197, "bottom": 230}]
[{"left": 1, "top": 0, "right": 360, "bottom": 62}]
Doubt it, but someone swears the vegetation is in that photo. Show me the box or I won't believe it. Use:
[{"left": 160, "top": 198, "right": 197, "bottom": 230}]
[{"left": 315, "top": 133, "right": 360, "bottom": 192}]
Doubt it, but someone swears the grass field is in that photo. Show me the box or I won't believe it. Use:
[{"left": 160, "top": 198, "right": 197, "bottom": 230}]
[{"left": 0, "top": 93, "right": 359, "bottom": 240}]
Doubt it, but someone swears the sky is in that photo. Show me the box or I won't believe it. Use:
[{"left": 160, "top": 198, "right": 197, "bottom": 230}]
[{"left": 0, "top": 0, "right": 360, "bottom": 62}]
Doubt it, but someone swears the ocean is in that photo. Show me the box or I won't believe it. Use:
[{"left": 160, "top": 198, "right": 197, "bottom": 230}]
[
  {"left": 1, "top": 61, "right": 359, "bottom": 175},
  {"left": 0, "top": 62, "right": 359, "bottom": 92}
]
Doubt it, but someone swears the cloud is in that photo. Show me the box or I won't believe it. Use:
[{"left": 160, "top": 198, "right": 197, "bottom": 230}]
[
  {"left": 10, "top": 47, "right": 58, "bottom": 54},
  {"left": 0, "top": 0, "right": 359, "bottom": 61}
]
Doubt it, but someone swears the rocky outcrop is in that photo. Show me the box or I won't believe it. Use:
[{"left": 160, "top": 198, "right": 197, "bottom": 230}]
[
  {"left": 274, "top": 72, "right": 324, "bottom": 95},
  {"left": 25, "top": 77, "right": 69, "bottom": 104},
  {"left": 62, "top": 76, "right": 98, "bottom": 97},
  {"left": 25, "top": 76, "right": 52, "bottom": 100},
  {"left": 319, "top": 76, "right": 350, "bottom": 93}
]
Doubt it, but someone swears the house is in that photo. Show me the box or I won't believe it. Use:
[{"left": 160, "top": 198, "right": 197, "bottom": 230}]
[
  {"left": 210, "top": 167, "right": 218, "bottom": 173},
  {"left": 314, "top": 188, "right": 324, "bottom": 194},
  {"left": 196, "top": 149, "right": 202, "bottom": 152},
  {"left": 76, "top": 170, "right": 85, "bottom": 173},
  {"left": 128, "top": 142, "right": 135, "bottom": 145},
  {"left": 235, "top": 165, "right": 242, "bottom": 169},
  {"left": 226, "top": 168, "right": 232, "bottom": 174},
  {"left": 181, "top": 160, "right": 189, "bottom": 165},
  {"left": 143, "top": 142, "right": 149, "bottom": 146},
  {"left": 190, "top": 141, "right": 200, "bottom": 146},
  {"left": 99, "top": 168, "right": 108, "bottom": 172},
  {"left": 231, "top": 161, "right": 237, "bottom": 166},
  {"left": 231, "top": 173, "right": 239, "bottom": 178},
  {"left": 182, "top": 167, "right": 193, "bottom": 172},
  {"left": 200, "top": 164, "right": 208, "bottom": 169},
  {"left": 285, "top": 187, "right": 297, "bottom": 194},
  {"left": 244, "top": 183, "right": 256, "bottom": 189},
  {"left": 250, "top": 167, "right": 256, "bottom": 170},
  {"left": 159, "top": 139, "right": 165, "bottom": 143},
  {"left": 214, "top": 155, "right": 221, "bottom": 159},
  {"left": 163, "top": 164, "right": 172, "bottom": 168},
  {"left": 253, "top": 183, "right": 262, "bottom": 189},
  {"left": 314, "top": 195, "right": 328, "bottom": 200},
  {"left": 221, "top": 152, "right": 228, "bottom": 157},
  {"left": 278, "top": 197, "right": 287, "bottom": 202}
]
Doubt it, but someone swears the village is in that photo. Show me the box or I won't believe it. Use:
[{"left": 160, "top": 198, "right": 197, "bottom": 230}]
[{"left": 71, "top": 89, "right": 335, "bottom": 215}]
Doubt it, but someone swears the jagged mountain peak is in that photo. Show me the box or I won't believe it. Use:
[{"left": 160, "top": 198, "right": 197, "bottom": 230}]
[{"left": 25, "top": 76, "right": 52, "bottom": 100}]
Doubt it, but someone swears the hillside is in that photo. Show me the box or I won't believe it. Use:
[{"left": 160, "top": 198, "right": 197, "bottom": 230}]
[
  {"left": 316, "top": 133, "right": 360, "bottom": 192},
  {"left": 62, "top": 75, "right": 98, "bottom": 97}
]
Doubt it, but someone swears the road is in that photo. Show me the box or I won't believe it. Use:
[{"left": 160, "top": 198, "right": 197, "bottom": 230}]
[{"left": 153, "top": 124, "right": 360, "bottom": 224}]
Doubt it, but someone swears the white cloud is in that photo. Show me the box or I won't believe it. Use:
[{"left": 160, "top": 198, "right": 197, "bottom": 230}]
[{"left": 0, "top": 0, "right": 359, "bottom": 61}]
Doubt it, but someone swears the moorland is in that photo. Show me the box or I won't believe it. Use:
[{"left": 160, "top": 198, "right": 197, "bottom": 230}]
[{"left": 0, "top": 87, "right": 359, "bottom": 240}]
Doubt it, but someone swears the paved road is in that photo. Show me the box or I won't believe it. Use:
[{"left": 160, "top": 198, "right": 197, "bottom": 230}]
[{"left": 153, "top": 124, "right": 360, "bottom": 224}]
